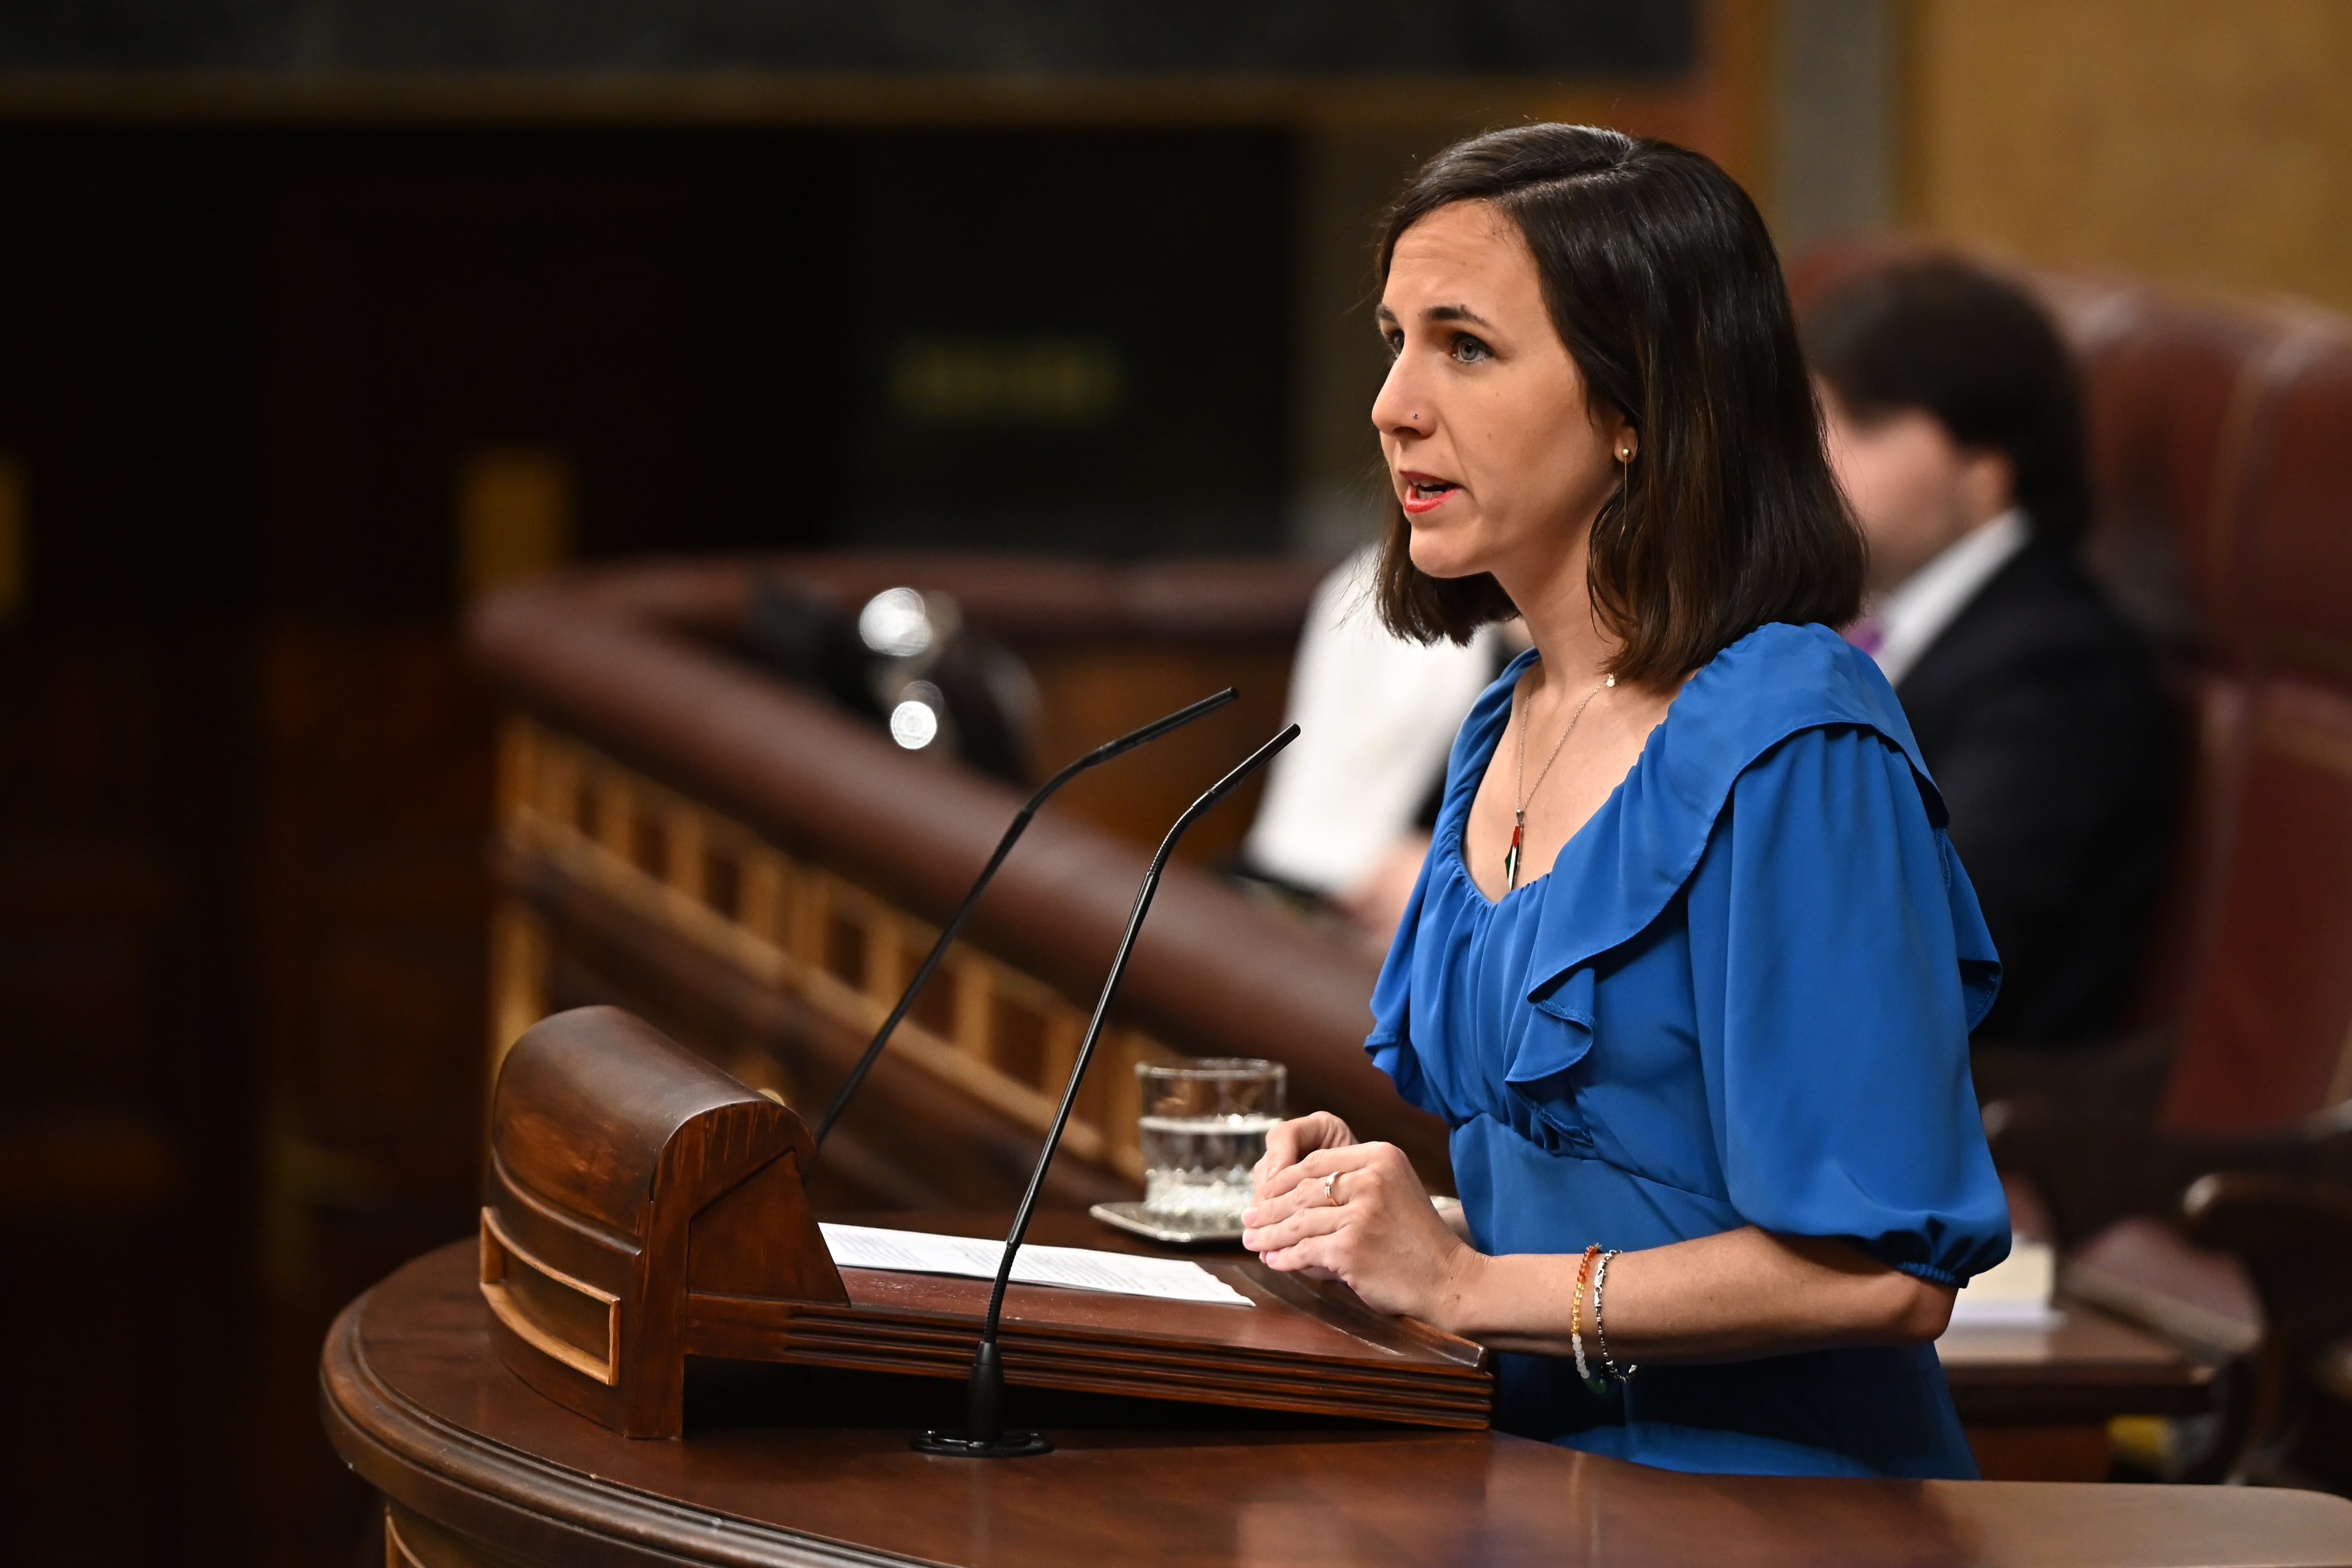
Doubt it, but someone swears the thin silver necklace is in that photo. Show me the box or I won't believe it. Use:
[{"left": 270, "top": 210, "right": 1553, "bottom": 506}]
[{"left": 1507, "top": 671, "right": 1614, "bottom": 889}]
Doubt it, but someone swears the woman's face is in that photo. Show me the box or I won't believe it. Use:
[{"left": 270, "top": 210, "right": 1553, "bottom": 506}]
[{"left": 1372, "top": 200, "right": 1630, "bottom": 590}]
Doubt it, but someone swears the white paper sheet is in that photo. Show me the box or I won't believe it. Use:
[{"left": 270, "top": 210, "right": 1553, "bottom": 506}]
[
  {"left": 1945, "top": 1239, "right": 2063, "bottom": 1329},
  {"left": 819, "top": 1223, "right": 1251, "bottom": 1308}
]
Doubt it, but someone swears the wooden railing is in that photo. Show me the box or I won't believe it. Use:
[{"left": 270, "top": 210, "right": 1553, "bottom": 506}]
[
  {"left": 468, "top": 554, "right": 1443, "bottom": 1213},
  {"left": 491, "top": 716, "right": 1177, "bottom": 1182}
]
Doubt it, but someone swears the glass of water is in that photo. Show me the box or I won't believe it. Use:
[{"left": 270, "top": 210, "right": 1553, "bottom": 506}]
[{"left": 1136, "top": 1057, "right": 1287, "bottom": 1230}]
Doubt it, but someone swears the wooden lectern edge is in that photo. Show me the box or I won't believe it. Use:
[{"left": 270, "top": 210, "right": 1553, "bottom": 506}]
[
  {"left": 323, "top": 1290, "right": 885, "bottom": 1568},
  {"left": 480, "top": 1206, "right": 621, "bottom": 1387},
  {"left": 333, "top": 1249, "right": 2352, "bottom": 1568},
  {"left": 483, "top": 1006, "right": 1496, "bottom": 1439},
  {"left": 667, "top": 1274, "right": 1496, "bottom": 1427},
  {"left": 1238, "top": 1261, "right": 1490, "bottom": 1371}
]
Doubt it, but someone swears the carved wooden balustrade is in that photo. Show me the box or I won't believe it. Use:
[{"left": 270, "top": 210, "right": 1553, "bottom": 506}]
[
  {"left": 469, "top": 554, "right": 1446, "bottom": 1213},
  {"left": 491, "top": 715, "right": 1176, "bottom": 1180}
]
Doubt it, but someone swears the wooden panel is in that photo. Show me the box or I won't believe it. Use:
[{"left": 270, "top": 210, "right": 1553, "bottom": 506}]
[
  {"left": 478, "top": 1208, "right": 620, "bottom": 1385},
  {"left": 682, "top": 1257, "right": 1491, "bottom": 1428},
  {"left": 386, "top": 1502, "right": 526, "bottom": 1568},
  {"left": 1967, "top": 1422, "right": 2114, "bottom": 1483},
  {"left": 1908, "top": 0, "right": 2352, "bottom": 314},
  {"left": 0, "top": 136, "right": 259, "bottom": 1565},
  {"left": 1938, "top": 1303, "right": 2215, "bottom": 1424},
  {"left": 252, "top": 147, "right": 792, "bottom": 614},
  {"left": 253, "top": 627, "right": 493, "bottom": 1274}
]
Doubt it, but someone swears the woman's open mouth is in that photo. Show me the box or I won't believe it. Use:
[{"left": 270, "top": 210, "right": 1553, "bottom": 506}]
[{"left": 1400, "top": 473, "right": 1460, "bottom": 515}]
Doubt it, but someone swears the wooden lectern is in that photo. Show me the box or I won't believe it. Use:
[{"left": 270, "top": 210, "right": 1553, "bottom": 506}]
[{"left": 480, "top": 1006, "right": 1493, "bottom": 1439}]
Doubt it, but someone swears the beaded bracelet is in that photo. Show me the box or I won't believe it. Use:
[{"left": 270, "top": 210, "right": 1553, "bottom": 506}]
[
  {"left": 1570, "top": 1243, "right": 1607, "bottom": 1395},
  {"left": 1571, "top": 1241, "right": 1609, "bottom": 1392},
  {"left": 1591, "top": 1248, "right": 1637, "bottom": 1383}
]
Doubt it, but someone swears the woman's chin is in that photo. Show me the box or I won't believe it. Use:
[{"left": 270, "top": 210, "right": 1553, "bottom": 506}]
[{"left": 1407, "top": 537, "right": 1490, "bottom": 583}]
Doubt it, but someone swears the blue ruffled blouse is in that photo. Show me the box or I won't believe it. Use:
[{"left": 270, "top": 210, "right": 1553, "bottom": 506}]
[{"left": 1369, "top": 622, "right": 2010, "bottom": 1479}]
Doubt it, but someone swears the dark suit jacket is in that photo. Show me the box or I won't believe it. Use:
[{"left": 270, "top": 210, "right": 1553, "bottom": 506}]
[{"left": 1895, "top": 540, "right": 2174, "bottom": 1047}]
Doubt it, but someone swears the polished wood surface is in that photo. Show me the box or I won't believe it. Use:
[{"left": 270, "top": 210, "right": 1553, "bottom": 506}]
[
  {"left": 325, "top": 1242, "right": 2352, "bottom": 1568},
  {"left": 1939, "top": 1303, "right": 2216, "bottom": 1422},
  {"left": 481, "top": 1011, "right": 1490, "bottom": 1439}
]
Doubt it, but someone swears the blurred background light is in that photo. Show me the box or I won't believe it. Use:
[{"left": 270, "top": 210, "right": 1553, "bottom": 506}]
[
  {"left": 858, "top": 586, "right": 937, "bottom": 657},
  {"left": 889, "top": 683, "right": 945, "bottom": 749}
]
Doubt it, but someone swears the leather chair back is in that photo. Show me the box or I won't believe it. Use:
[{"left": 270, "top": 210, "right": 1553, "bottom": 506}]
[{"left": 2160, "top": 333, "right": 2352, "bottom": 1129}]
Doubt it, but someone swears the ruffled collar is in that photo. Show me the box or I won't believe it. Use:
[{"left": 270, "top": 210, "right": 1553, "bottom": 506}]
[{"left": 1440, "top": 622, "right": 1942, "bottom": 1011}]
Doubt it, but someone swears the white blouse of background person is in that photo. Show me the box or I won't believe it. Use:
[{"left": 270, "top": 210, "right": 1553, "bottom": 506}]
[{"left": 1242, "top": 545, "right": 1510, "bottom": 922}]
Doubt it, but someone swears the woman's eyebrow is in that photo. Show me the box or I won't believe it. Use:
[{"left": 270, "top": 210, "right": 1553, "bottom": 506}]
[
  {"left": 1373, "top": 302, "right": 1495, "bottom": 329},
  {"left": 1424, "top": 303, "right": 1495, "bottom": 328}
]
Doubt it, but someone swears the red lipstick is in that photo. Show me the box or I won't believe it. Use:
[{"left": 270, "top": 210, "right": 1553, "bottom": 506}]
[{"left": 1398, "top": 470, "right": 1461, "bottom": 515}]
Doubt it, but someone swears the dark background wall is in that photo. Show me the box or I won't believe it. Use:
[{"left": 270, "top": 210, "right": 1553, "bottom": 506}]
[
  {"left": 0, "top": 1, "right": 1692, "bottom": 74},
  {"left": 0, "top": 121, "right": 1294, "bottom": 1566}
]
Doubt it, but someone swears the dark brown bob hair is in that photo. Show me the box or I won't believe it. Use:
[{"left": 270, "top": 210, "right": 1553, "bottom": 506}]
[
  {"left": 1374, "top": 125, "right": 1864, "bottom": 682},
  {"left": 1802, "top": 254, "right": 2089, "bottom": 548}
]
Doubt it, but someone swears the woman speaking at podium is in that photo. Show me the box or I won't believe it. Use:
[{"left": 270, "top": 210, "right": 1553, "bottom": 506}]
[{"left": 1241, "top": 125, "right": 2010, "bottom": 1480}]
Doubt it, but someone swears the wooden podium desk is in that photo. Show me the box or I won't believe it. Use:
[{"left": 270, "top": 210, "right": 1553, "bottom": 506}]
[
  {"left": 825, "top": 1212, "right": 2213, "bottom": 1484},
  {"left": 324, "top": 1240, "right": 2352, "bottom": 1568},
  {"left": 1938, "top": 1303, "right": 2214, "bottom": 1481}
]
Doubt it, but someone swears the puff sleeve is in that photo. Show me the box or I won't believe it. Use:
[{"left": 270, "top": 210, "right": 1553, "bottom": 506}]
[
  {"left": 1683, "top": 722, "right": 2010, "bottom": 1286},
  {"left": 1364, "top": 847, "right": 1442, "bottom": 1119}
]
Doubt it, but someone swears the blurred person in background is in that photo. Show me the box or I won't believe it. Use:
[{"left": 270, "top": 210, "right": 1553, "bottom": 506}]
[
  {"left": 1241, "top": 546, "right": 1515, "bottom": 947},
  {"left": 1804, "top": 257, "right": 2172, "bottom": 1050}
]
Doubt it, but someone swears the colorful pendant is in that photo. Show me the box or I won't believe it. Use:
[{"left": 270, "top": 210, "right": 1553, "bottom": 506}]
[{"left": 1505, "top": 811, "right": 1525, "bottom": 889}]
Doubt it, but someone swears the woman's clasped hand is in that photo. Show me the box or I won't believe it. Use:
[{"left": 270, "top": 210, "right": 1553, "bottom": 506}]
[
  {"left": 1242, "top": 1111, "right": 1962, "bottom": 1365},
  {"left": 1240, "top": 1112, "right": 1475, "bottom": 1323}
]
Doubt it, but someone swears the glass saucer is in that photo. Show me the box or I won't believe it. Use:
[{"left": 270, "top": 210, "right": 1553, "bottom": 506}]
[{"left": 1088, "top": 1201, "right": 1246, "bottom": 1249}]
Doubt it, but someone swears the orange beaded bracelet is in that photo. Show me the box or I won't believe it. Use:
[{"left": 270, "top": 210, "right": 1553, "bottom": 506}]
[{"left": 1570, "top": 1243, "right": 1605, "bottom": 1394}]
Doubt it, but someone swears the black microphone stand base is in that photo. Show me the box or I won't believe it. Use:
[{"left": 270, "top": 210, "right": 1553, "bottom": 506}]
[
  {"left": 908, "top": 1429, "right": 1054, "bottom": 1458},
  {"left": 910, "top": 1340, "right": 1053, "bottom": 1457}
]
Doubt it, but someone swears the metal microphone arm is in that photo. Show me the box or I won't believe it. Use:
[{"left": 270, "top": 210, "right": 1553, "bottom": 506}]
[
  {"left": 810, "top": 687, "right": 1239, "bottom": 1151},
  {"left": 914, "top": 720, "right": 1300, "bottom": 1457}
]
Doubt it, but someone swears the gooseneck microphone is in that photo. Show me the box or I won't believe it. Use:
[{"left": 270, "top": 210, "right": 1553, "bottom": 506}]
[
  {"left": 810, "top": 687, "right": 1239, "bottom": 1154},
  {"left": 912, "top": 721, "right": 1301, "bottom": 1458}
]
